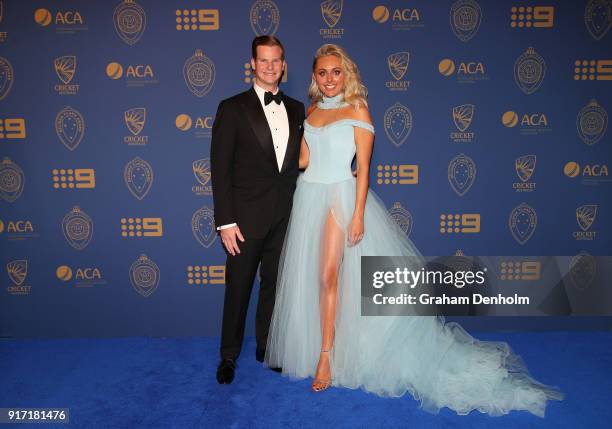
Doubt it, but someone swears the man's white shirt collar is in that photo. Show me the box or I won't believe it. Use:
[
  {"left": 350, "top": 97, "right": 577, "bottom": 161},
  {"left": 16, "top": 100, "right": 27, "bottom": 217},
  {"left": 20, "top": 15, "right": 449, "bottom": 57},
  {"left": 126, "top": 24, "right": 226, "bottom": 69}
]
[{"left": 253, "top": 81, "right": 280, "bottom": 105}]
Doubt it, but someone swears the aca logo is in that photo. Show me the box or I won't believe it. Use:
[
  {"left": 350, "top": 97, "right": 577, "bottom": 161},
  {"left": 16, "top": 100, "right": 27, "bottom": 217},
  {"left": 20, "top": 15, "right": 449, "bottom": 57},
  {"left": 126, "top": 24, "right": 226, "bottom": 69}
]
[
  {"left": 501, "top": 110, "right": 551, "bottom": 135},
  {"left": 438, "top": 58, "right": 488, "bottom": 83},
  {"left": 514, "top": 47, "right": 546, "bottom": 94},
  {"left": 175, "top": 114, "right": 214, "bottom": 138},
  {"left": 320, "top": 0, "right": 344, "bottom": 38},
  {"left": 574, "top": 59, "right": 612, "bottom": 81},
  {"left": 62, "top": 206, "right": 93, "bottom": 250},
  {"left": 34, "top": 8, "right": 87, "bottom": 34},
  {"left": 186, "top": 265, "right": 225, "bottom": 285},
  {"left": 124, "top": 108, "right": 148, "bottom": 145},
  {"left": 386, "top": 52, "right": 410, "bottom": 91},
  {"left": 250, "top": 0, "right": 280, "bottom": 36},
  {"left": 448, "top": 153, "right": 476, "bottom": 196},
  {"left": 0, "top": 157, "right": 24, "bottom": 203},
  {"left": 564, "top": 161, "right": 609, "bottom": 185},
  {"left": 384, "top": 102, "right": 412, "bottom": 147},
  {"left": 120, "top": 217, "right": 163, "bottom": 238},
  {"left": 54, "top": 56, "right": 79, "bottom": 95},
  {"left": 192, "top": 206, "right": 216, "bottom": 248},
  {"left": 52, "top": 168, "right": 95, "bottom": 189},
  {"left": 450, "top": 0, "right": 482, "bottom": 42},
  {"left": 175, "top": 9, "right": 219, "bottom": 31},
  {"left": 513, "top": 155, "right": 537, "bottom": 192},
  {"left": 0, "top": 57, "right": 13, "bottom": 101},
  {"left": 184, "top": 49, "right": 215, "bottom": 97},
  {"left": 450, "top": 104, "right": 475, "bottom": 142},
  {"left": 372, "top": 5, "right": 423, "bottom": 30},
  {"left": 0, "top": 219, "right": 38, "bottom": 241},
  {"left": 585, "top": 0, "right": 612, "bottom": 41},
  {"left": 510, "top": 5, "right": 554, "bottom": 28},
  {"left": 55, "top": 107, "right": 85, "bottom": 151},
  {"left": 0, "top": 118, "right": 26, "bottom": 141},
  {"left": 388, "top": 202, "right": 413, "bottom": 237},
  {"left": 574, "top": 204, "right": 598, "bottom": 240},
  {"left": 130, "top": 254, "right": 160, "bottom": 298},
  {"left": 577, "top": 99, "right": 607, "bottom": 145},
  {"left": 439, "top": 213, "right": 480, "bottom": 233},
  {"left": 192, "top": 158, "right": 213, "bottom": 196},
  {"left": 244, "top": 61, "right": 287, "bottom": 84},
  {"left": 106, "top": 62, "right": 157, "bottom": 86},
  {"left": 124, "top": 157, "right": 153, "bottom": 200},
  {"left": 498, "top": 260, "right": 541, "bottom": 281},
  {"left": 376, "top": 164, "right": 419, "bottom": 185},
  {"left": 509, "top": 202, "right": 537, "bottom": 245},
  {"left": 114, "top": 0, "right": 146, "bottom": 45},
  {"left": 6, "top": 259, "right": 31, "bottom": 295},
  {"left": 568, "top": 251, "right": 597, "bottom": 291},
  {"left": 56, "top": 265, "right": 106, "bottom": 288}
]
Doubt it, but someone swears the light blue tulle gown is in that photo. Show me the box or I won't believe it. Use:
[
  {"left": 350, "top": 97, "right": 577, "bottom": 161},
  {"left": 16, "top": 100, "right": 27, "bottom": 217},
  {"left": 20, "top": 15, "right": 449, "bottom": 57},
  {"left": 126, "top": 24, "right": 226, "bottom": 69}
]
[{"left": 265, "top": 95, "right": 563, "bottom": 417}]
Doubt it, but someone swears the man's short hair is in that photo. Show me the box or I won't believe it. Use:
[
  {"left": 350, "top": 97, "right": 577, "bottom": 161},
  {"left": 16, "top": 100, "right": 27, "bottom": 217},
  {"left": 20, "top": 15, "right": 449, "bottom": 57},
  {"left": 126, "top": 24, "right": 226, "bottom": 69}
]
[{"left": 252, "top": 35, "right": 285, "bottom": 61}]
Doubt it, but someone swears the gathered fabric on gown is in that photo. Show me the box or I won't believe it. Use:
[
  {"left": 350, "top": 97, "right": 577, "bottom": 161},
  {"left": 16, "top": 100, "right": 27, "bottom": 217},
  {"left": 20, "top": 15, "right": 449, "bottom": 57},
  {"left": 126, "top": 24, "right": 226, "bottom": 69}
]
[{"left": 264, "top": 114, "right": 563, "bottom": 417}]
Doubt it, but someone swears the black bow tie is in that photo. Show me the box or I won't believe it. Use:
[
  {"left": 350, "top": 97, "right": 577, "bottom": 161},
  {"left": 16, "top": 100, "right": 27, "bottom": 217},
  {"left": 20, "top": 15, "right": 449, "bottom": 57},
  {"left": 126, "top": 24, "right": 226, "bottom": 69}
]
[{"left": 264, "top": 90, "right": 283, "bottom": 106}]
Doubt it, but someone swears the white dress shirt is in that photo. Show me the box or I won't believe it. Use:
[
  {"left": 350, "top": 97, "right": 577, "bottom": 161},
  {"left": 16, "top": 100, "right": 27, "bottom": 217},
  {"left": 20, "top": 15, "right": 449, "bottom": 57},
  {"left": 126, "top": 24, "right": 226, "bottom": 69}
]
[
  {"left": 217, "top": 82, "right": 290, "bottom": 231},
  {"left": 253, "top": 82, "right": 290, "bottom": 171}
]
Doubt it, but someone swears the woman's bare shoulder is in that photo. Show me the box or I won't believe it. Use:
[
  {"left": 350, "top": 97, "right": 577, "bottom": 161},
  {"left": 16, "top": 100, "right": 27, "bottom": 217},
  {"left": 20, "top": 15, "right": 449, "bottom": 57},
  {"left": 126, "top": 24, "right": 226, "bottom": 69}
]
[{"left": 348, "top": 103, "right": 372, "bottom": 125}]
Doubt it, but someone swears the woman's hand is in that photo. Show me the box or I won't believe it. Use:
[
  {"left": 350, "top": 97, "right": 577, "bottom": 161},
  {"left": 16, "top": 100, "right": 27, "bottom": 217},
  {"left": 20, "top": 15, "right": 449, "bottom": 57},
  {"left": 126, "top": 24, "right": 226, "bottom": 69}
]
[{"left": 347, "top": 215, "right": 364, "bottom": 247}]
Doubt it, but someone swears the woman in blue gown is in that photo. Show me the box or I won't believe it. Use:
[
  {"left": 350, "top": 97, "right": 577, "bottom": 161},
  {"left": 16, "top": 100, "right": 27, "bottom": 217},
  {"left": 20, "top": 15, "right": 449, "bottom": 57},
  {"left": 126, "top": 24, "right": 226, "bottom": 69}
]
[{"left": 264, "top": 44, "right": 563, "bottom": 417}]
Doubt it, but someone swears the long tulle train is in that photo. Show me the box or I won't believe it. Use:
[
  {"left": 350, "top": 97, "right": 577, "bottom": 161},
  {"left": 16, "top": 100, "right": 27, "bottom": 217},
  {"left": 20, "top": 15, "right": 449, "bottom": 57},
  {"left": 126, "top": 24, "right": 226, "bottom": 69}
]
[{"left": 265, "top": 176, "right": 563, "bottom": 417}]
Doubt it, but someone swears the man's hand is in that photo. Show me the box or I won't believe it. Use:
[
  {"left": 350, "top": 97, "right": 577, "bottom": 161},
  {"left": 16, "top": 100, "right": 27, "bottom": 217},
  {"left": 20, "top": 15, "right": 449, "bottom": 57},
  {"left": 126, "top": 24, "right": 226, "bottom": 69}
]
[{"left": 219, "top": 225, "right": 245, "bottom": 256}]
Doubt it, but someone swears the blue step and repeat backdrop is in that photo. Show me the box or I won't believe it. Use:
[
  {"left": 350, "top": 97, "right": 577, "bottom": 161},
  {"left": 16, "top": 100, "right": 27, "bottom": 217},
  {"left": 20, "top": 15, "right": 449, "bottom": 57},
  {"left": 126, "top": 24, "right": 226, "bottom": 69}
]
[{"left": 1, "top": 0, "right": 611, "bottom": 337}]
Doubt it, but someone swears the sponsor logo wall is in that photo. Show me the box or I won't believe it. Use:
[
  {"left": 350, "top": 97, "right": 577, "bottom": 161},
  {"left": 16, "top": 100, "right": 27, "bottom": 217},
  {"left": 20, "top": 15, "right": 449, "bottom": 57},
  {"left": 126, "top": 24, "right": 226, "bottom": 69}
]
[{"left": 1, "top": 0, "right": 610, "bottom": 336}]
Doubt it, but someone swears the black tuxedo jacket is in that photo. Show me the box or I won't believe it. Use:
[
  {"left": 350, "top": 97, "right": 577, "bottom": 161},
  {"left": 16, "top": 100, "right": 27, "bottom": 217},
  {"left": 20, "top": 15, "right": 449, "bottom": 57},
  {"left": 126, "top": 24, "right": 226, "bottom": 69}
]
[{"left": 210, "top": 88, "right": 306, "bottom": 239}]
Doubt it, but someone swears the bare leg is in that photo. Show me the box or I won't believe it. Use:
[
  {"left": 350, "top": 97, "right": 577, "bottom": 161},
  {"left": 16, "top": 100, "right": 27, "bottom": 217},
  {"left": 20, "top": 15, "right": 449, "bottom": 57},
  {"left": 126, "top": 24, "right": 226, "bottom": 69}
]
[{"left": 312, "top": 210, "right": 345, "bottom": 391}]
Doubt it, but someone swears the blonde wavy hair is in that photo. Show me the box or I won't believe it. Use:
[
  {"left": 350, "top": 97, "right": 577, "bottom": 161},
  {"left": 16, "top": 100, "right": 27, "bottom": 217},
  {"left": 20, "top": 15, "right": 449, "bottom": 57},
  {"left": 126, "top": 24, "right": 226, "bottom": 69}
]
[{"left": 308, "top": 44, "right": 368, "bottom": 108}]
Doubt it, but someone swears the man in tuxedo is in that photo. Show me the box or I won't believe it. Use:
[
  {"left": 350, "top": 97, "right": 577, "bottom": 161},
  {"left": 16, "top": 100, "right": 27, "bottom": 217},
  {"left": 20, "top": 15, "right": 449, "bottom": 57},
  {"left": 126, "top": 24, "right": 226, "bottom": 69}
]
[{"left": 210, "top": 36, "right": 305, "bottom": 384}]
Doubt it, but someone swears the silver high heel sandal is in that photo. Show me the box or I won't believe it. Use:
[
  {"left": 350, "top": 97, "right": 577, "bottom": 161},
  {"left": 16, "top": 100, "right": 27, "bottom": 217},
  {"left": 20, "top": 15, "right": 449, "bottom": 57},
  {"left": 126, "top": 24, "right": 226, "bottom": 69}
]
[{"left": 311, "top": 350, "right": 332, "bottom": 392}]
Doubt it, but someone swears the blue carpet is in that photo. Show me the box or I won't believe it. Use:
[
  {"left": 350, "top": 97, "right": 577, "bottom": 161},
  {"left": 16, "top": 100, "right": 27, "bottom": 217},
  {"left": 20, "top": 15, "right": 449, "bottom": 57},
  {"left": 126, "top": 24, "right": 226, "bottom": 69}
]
[{"left": 1, "top": 332, "right": 610, "bottom": 428}]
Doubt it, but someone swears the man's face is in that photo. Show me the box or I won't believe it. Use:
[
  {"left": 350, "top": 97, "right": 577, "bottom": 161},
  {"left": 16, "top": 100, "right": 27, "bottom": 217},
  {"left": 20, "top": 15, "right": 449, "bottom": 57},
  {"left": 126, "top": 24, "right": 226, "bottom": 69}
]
[{"left": 251, "top": 45, "right": 285, "bottom": 91}]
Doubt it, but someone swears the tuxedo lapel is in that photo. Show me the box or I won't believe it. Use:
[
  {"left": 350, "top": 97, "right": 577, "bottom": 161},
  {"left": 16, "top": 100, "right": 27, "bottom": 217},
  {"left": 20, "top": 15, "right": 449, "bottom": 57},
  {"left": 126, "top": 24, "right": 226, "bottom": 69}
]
[
  {"left": 241, "top": 88, "right": 276, "bottom": 166},
  {"left": 280, "top": 100, "right": 299, "bottom": 174}
]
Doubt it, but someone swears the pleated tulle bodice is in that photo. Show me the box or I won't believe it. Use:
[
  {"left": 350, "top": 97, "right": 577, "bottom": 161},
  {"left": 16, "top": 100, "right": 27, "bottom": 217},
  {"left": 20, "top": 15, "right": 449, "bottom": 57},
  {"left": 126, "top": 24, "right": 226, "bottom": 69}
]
[{"left": 302, "top": 119, "right": 374, "bottom": 184}]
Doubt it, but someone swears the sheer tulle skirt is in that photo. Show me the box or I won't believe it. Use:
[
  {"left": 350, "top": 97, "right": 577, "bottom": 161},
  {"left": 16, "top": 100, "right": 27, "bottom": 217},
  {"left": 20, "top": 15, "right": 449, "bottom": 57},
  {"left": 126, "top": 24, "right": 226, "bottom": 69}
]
[{"left": 265, "top": 176, "right": 563, "bottom": 417}]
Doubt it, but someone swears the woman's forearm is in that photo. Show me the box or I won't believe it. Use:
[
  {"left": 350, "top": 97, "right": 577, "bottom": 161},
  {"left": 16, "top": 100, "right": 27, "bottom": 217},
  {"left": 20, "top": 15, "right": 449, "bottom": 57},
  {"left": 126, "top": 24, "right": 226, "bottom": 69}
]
[
  {"left": 299, "top": 155, "right": 308, "bottom": 169},
  {"left": 353, "top": 169, "right": 368, "bottom": 218},
  {"left": 298, "top": 138, "right": 309, "bottom": 169}
]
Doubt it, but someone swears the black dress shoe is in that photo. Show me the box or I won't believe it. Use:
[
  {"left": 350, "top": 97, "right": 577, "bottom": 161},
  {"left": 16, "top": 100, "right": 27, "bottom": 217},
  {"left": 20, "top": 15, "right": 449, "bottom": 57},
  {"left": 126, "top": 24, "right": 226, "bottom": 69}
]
[
  {"left": 216, "top": 359, "right": 236, "bottom": 384},
  {"left": 255, "top": 347, "right": 266, "bottom": 363}
]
